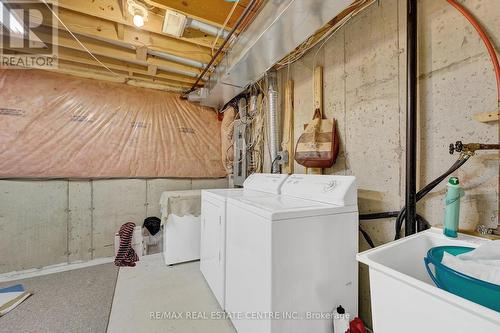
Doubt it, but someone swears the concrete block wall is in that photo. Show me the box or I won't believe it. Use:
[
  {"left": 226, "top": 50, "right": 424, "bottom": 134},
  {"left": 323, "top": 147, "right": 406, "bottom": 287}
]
[
  {"left": 0, "top": 178, "right": 228, "bottom": 274},
  {"left": 275, "top": 0, "right": 499, "bottom": 325}
]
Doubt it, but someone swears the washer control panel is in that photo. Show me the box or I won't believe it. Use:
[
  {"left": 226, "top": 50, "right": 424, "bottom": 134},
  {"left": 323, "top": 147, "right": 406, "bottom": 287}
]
[{"left": 281, "top": 174, "right": 357, "bottom": 206}]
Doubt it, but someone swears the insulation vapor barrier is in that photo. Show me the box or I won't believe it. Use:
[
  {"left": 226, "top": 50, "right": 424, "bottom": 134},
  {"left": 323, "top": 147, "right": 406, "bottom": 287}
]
[{"left": 0, "top": 70, "right": 226, "bottom": 179}]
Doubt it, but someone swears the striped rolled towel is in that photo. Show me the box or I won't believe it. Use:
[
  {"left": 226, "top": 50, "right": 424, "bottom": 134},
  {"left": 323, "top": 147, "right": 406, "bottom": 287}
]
[{"left": 114, "top": 222, "right": 139, "bottom": 267}]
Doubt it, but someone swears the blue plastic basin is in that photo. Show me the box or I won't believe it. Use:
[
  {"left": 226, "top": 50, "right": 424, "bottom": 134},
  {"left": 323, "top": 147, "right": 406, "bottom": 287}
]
[{"left": 424, "top": 246, "right": 500, "bottom": 312}]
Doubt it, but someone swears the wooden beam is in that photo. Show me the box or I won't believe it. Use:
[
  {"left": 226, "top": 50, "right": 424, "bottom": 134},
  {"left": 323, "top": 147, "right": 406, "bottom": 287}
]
[
  {"left": 314, "top": 66, "right": 323, "bottom": 117},
  {"left": 308, "top": 66, "right": 324, "bottom": 175},
  {"left": 116, "top": 22, "right": 125, "bottom": 40},
  {"left": 473, "top": 111, "right": 499, "bottom": 123},
  {"left": 126, "top": 79, "right": 183, "bottom": 92},
  {"left": 282, "top": 80, "right": 294, "bottom": 174},
  {"left": 31, "top": 6, "right": 212, "bottom": 64},
  {"left": 55, "top": 47, "right": 198, "bottom": 84},
  {"left": 148, "top": 65, "right": 158, "bottom": 76},
  {"left": 53, "top": 64, "right": 127, "bottom": 84},
  {"left": 51, "top": 60, "right": 191, "bottom": 90},
  {"left": 146, "top": 0, "right": 251, "bottom": 28},
  {"left": 55, "top": 0, "right": 219, "bottom": 49},
  {"left": 5, "top": 44, "right": 198, "bottom": 87},
  {"left": 24, "top": 28, "right": 202, "bottom": 77},
  {"left": 118, "top": 0, "right": 128, "bottom": 19},
  {"left": 136, "top": 46, "right": 148, "bottom": 61}
]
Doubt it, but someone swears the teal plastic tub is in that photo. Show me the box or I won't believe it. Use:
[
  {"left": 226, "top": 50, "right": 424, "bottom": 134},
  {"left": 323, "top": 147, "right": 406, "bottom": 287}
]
[{"left": 424, "top": 246, "right": 500, "bottom": 312}]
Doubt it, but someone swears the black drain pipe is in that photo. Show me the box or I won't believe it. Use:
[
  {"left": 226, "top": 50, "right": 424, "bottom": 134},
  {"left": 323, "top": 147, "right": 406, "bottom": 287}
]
[{"left": 405, "top": 0, "right": 418, "bottom": 236}]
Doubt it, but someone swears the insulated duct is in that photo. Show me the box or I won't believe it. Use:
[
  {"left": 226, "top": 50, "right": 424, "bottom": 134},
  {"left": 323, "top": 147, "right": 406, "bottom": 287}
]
[
  {"left": 200, "top": 0, "right": 354, "bottom": 108},
  {"left": 267, "top": 71, "right": 280, "bottom": 173}
]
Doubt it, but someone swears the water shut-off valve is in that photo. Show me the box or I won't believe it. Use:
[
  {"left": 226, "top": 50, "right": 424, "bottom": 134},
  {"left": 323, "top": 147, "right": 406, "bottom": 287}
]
[{"left": 449, "top": 141, "right": 500, "bottom": 156}]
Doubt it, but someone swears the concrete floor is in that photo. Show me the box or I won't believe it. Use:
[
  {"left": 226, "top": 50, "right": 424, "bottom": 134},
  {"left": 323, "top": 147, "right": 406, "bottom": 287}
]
[{"left": 107, "top": 254, "right": 236, "bottom": 333}]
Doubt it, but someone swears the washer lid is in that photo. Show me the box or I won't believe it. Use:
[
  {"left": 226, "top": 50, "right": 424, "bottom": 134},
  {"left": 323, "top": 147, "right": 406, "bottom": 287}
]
[
  {"left": 243, "top": 173, "right": 289, "bottom": 194},
  {"left": 228, "top": 195, "right": 357, "bottom": 220},
  {"left": 238, "top": 196, "right": 327, "bottom": 210},
  {"left": 202, "top": 188, "right": 275, "bottom": 202},
  {"left": 281, "top": 174, "right": 357, "bottom": 206}
]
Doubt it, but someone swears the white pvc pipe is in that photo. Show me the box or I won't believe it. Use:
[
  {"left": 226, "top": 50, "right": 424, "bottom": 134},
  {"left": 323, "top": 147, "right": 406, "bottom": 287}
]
[
  {"left": 188, "top": 19, "right": 229, "bottom": 38},
  {"left": 148, "top": 49, "right": 206, "bottom": 69}
]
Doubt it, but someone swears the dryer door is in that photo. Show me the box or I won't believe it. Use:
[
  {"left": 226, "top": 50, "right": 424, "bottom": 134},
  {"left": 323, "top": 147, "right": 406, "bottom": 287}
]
[{"left": 200, "top": 198, "right": 225, "bottom": 308}]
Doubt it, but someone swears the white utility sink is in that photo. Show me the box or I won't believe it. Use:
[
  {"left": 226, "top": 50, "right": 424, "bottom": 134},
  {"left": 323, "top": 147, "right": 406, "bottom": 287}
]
[{"left": 357, "top": 228, "right": 500, "bottom": 333}]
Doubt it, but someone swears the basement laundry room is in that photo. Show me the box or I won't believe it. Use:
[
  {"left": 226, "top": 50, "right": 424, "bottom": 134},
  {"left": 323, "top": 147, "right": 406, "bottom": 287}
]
[{"left": 0, "top": 0, "right": 499, "bottom": 332}]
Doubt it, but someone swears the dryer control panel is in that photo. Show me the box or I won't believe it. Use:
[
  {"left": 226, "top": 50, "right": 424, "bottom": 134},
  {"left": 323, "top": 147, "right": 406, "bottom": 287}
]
[
  {"left": 281, "top": 174, "right": 357, "bottom": 206},
  {"left": 243, "top": 173, "right": 289, "bottom": 194}
]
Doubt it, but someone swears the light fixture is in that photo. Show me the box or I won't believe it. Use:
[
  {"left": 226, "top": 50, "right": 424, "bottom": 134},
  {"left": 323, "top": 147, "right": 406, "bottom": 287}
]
[
  {"left": 133, "top": 12, "right": 144, "bottom": 27},
  {"left": 127, "top": 0, "right": 148, "bottom": 28}
]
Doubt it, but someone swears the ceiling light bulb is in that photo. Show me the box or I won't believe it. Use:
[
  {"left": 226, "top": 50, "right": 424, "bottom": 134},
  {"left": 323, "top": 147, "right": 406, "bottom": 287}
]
[{"left": 133, "top": 13, "right": 144, "bottom": 27}]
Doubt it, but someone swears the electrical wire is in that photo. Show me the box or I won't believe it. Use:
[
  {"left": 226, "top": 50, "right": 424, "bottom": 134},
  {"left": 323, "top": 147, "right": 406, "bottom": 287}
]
[
  {"left": 276, "top": 0, "right": 376, "bottom": 69},
  {"left": 359, "top": 226, "right": 375, "bottom": 248},
  {"left": 359, "top": 154, "right": 471, "bottom": 244},
  {"left": 270, "top": 155, "right": 281, "bottom": 174},
  {"left": 446, "top": 0, "right": 500, "bottom": 108},
  {"left": 41, "top": 0, "right": 119, "bottom": 77},
  {"left": 358, "top": 1, "right": 500, "bottom": 244},
  {"left": 211, "top": 0, "right": 239, "bottom": 56}
]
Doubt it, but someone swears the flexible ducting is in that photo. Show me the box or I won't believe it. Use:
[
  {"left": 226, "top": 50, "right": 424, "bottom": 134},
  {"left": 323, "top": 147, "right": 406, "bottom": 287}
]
[{"left": 267, "top": 71, "right": 280, "bottom": 173}]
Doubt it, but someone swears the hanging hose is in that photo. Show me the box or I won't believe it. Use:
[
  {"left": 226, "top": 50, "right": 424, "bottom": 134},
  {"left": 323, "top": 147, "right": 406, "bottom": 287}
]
[
  {"left": 360, "top": 212, "right": 399, "bottom": 220},
  {"left": 394, "top": 154, "right": 471, "bottom": 239},
  {"left": 359, "top": 212, "right": 429, "bottom": 248},
  {"left": 359, "top": 226, "right": 375, "bottom": 248},
  {"left": 446, "top": 0, "right": 500, "bottom": 109},
  {"left": 393, "top": 1, "right": 499, "bottom": 238},
  {"left": 361, "top": 2, "right": 500, "bottom": 244}
]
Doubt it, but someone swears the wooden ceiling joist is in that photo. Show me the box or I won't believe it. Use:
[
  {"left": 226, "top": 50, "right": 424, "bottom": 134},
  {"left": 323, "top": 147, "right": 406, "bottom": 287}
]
[
  {"left": 55, "top": 48, "right": 199, "bottom": 84},
  {"left": 50, "top": 61, "right": 191, "bottom": 91},
  {"left": 21, "top": 27, "right": 203, "bottom": 76},
  {"left": 145, "top": 0, "right": 253, "bottom": 28},
  {"left": 54, "top": 0, "right": 220, "bottom": 49},
  {"left": 33, "top": 5, "right": 212, "bottom": 64},
  {"left": 6, "top": 0, "right": 261, "bottom": 92},
  {"left": 5, "top": 44, "right": 199, "bottom": 86}
]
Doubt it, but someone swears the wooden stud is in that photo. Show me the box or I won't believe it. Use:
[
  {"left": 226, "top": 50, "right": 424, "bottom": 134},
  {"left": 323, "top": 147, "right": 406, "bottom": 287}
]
[
  {"left": 282, "top": 80, "right": 294, "bottom": 174},
  {"left": 116, "top": 22, "right": 125, "bottom": 40},
  {"left": 136, "top": 46, "right": 149, "bottom": 61},
  {"left": 148, "top": 65, "right": 158, "bottom": 76},
  {"left": 314, "top": 65, "right": 323, "bottom": 117},
  {"left": 309, "top": 66, "right": 324, "bottom": 175},
  {"left": 118, "top": 0, "right": 128, "bottom": 19}
]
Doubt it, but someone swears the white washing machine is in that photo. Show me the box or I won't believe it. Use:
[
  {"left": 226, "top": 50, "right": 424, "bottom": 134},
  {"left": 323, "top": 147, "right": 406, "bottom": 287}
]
[
  {"left": 225, "top": 174, "right": 359, "bottom": 333},
  {"left": 200, "top": 173, "right": 289, "bottom": 309}
]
